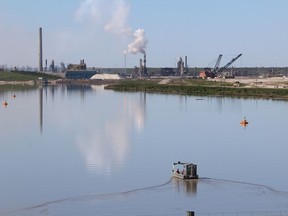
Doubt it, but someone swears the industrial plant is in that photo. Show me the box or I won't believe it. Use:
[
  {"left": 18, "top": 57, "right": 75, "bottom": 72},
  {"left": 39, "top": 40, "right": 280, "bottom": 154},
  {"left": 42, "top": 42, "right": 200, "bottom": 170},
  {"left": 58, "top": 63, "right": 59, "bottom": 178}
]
[{"left": 3, "top": 27, "right": 287, "bottom": 81}]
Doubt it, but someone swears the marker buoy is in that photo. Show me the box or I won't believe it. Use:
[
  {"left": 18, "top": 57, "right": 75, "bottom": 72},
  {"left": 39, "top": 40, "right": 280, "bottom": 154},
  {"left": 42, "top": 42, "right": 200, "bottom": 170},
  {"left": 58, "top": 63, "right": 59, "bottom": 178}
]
[
  {"left": 3, "top": 101, "right": 8, "bottom": 106},
  {"left": 240, "top": 117, "right": 249, "bottom": 127}
]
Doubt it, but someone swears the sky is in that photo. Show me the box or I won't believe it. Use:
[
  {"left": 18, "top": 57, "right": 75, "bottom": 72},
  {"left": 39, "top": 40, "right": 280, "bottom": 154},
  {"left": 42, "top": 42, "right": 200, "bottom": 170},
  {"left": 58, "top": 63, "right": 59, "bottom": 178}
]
[{"left": 0, "top": 0, "right": 287, "bottom": 69}]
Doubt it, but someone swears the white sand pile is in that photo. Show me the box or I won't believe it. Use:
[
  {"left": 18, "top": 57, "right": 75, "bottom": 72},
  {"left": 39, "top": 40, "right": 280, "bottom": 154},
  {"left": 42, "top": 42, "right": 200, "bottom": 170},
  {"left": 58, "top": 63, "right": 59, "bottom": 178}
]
[{"left": 91, "top": 74, "right": 122, "bottom": 80}]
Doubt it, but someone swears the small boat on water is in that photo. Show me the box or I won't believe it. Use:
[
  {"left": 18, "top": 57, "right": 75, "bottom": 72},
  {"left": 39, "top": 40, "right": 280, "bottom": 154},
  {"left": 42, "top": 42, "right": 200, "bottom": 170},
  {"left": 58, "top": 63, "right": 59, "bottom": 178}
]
[{"left": 172, "top": 161, "right": 198, "bottom": 179}]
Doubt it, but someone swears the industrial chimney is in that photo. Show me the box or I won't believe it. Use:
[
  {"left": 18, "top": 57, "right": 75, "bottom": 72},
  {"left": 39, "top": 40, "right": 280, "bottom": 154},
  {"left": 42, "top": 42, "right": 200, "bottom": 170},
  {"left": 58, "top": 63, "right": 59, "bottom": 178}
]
[
  {"left": 39, "top": 27, "right": 43, "bottom": 72},
  {"left": 185, "top": 56, "right": 188, "bottom": 74},
  {"left": 143, "top": 54, "right": 147, "bottom": 76}
]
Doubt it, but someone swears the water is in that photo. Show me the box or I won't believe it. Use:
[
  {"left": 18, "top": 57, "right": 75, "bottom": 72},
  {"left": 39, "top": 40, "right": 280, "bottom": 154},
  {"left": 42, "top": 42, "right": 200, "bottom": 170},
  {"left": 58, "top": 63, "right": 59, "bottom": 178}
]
[{"left": 0, "top": 85, "right": 288, "bottom": 216}]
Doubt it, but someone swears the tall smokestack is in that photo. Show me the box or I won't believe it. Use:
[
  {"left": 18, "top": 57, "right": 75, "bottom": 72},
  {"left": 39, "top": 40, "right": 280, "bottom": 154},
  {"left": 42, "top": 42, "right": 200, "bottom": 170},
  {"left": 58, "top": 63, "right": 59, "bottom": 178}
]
[
  {"left": 185, "top": 56, "right": 188, "bottom": 73},
  {"left": 144, "top": 54, "right": 147, "bottom": 76},
  {"left": 39, "top": 27, "right": 43, "bottom": 72}
]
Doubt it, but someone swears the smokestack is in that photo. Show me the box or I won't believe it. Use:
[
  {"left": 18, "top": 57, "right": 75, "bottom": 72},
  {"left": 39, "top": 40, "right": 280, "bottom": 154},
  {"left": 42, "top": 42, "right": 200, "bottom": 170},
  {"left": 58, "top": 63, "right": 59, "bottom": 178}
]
[
  {"left": 144, "top": 54, "right": 147, "bottom": 76},
  {"left": 185, "top": 56, "right": 188, "bottom": 73},
  {"left": 39, "top": 27, "right": 43, "bottom": 72},
  {"left": 139, "top": 59, "right": 143, "bottom": 77}
]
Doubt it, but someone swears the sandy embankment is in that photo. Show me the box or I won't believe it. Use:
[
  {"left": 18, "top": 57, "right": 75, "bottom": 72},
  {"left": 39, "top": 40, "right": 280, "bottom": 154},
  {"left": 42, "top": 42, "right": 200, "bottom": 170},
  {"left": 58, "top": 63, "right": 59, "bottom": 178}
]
[{"left": 214, "top": 76, "right": 288, "bottom": 89}]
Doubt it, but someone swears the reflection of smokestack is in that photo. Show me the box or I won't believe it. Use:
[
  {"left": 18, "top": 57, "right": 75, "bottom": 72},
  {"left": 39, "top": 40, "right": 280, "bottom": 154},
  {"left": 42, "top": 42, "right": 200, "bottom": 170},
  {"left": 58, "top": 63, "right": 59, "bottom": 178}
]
[
  {"left": 39, "top": 86, "right": 43, "bottom": 133},
  {"left": 39, "top": 27, "right": 43, "bottom": 72}
]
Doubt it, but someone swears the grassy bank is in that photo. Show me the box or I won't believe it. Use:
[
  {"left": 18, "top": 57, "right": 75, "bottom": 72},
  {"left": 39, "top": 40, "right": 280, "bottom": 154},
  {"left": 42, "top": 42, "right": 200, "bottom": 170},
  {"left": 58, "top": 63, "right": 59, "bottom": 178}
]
[
  {"left": 0, "top": 70, "right": 59, "bottom": 82},
  {"left": 105, "top": 79, "right": 288, "bottom": 100}
]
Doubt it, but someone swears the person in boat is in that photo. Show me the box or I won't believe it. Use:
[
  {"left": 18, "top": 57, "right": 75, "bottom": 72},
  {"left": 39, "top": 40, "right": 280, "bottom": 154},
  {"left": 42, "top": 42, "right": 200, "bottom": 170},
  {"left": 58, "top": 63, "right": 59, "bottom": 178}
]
[{"left": 176, "top": 168, "right": 180, "bottom": 174}]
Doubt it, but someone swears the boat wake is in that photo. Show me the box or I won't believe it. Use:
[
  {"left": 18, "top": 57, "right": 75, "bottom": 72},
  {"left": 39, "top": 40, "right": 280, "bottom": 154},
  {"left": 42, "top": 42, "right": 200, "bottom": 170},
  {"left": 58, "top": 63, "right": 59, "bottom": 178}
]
[
  {"left": 200, "top": 177, "right": 288, "bottom": 196},
  {"left": 1, "top": 177, "right": 287, "bottom": 216},
  {"left": 0, "top": 179, "right": 172, "bottom": 216}
]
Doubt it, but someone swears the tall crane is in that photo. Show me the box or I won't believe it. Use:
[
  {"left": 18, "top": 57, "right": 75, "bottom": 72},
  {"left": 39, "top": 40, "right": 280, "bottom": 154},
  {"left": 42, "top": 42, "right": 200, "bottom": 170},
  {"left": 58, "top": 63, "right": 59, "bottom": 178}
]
[
  {"left": 212, "top": 54, "right": 223, "bottom": 74},
  {"left": 216, "top": 54, "right": 242, "bottom": 75},
  {"left": 199, "top": 53, "right": 242, "bottom": 79}
]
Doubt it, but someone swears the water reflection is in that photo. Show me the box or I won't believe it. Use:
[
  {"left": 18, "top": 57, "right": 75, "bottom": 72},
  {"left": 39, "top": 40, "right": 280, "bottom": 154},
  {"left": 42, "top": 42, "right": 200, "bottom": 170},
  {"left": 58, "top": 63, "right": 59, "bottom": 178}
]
[
  {"left": 76, "top": 89, "right": 147, "bottom": 174},
  {"left": 67, "top": 85, "right": 93, "bottom": 101},
  {"left": 39, "top": 86, "right": 43, "bottom": 133},
  {"left": 172, "top": 177, "right": 198, "bottom": 196},
  {"left": 125, "top": 92, "right": 146, "bottom": 132}
]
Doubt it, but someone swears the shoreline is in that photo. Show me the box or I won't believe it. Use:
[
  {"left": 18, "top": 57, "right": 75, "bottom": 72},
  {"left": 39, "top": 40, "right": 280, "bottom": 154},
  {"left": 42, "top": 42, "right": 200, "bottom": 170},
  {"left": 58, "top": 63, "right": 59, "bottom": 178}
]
[{"left": 2, "top": 77, "right": 288, "bottom": 100}]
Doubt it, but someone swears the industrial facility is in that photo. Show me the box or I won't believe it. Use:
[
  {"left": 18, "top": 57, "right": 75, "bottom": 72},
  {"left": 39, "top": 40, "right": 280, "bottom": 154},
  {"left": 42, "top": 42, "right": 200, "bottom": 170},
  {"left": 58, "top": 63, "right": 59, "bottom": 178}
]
[
  {"left": 33, "top": 27, "right": 288, "bottom": 81},
  {"left": 131, "top": 54, "right": 148, "bottom": 78},
  {"left": 199, "top": 54, "right": 242, "bottom": 79},
  {"left": 65, "top": 59, "right": 97, "bottom": 79}
]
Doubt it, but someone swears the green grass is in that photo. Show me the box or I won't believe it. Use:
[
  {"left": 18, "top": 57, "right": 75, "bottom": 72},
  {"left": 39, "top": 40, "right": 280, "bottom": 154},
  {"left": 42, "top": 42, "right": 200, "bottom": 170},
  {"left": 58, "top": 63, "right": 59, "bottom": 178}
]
[
  {"left": 105, "top": 79, "right": 288, "bottom": 100},
  {"left": 0, "top": 70, "right": 59, "bottom": 81}
]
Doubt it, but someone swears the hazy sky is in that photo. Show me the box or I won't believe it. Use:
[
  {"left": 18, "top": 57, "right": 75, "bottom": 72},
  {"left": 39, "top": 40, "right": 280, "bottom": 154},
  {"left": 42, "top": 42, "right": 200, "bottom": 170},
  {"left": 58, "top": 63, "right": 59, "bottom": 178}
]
[{"left": 0, "top": 0, "right": 287, "bottom": 68}]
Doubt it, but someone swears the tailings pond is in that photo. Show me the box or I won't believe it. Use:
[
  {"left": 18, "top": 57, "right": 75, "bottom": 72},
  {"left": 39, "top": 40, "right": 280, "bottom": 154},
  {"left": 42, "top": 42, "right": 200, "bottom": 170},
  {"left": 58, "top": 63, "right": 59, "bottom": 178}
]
[{"left": 0, "top": 85, "right": 288, "bottom": 216}]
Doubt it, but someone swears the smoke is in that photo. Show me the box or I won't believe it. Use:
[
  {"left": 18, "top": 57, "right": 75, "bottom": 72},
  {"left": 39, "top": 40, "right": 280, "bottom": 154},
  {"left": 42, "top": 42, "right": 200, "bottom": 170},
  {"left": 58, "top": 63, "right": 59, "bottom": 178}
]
[
  {"left": 75, "top": 0, "right": 130, "bottom": 35},
  {"left": 75, "top": 0, "right": 148, "bottom": 55},
  {"left": 75, "top": 0, "right": 102, "bottom": 22},
  {"left": 104, "top": 0, "right": 131, "bottom": 35},
  {"left": 128, "top": 29, "right": 148, "bottom": 55}
]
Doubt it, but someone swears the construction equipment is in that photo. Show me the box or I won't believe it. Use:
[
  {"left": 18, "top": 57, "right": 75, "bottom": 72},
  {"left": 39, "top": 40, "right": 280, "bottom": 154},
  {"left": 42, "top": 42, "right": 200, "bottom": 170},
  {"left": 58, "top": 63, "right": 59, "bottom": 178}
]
[
  {"left": 216, "top": 54, "right": 242, "bottom": 75},
  {"left": 212, "top": 54, "right": 223, "bottom": 74},
  {"left": 199, "top": 54, "right": 242, "bottom": 79}
]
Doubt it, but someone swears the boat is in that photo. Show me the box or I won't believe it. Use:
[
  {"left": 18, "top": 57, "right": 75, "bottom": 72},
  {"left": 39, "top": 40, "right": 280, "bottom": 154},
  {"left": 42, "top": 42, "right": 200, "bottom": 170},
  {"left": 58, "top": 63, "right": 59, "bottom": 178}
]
[{"left": 172, "top": 161, "right": 198, "bottom": 179}]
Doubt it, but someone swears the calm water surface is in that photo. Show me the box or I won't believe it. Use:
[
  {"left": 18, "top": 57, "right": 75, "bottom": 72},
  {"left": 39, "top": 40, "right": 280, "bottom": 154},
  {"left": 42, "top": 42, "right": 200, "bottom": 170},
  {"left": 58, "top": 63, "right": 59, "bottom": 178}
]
[{"left": 0, "top": 85, "right": 288, "bottom": 216}]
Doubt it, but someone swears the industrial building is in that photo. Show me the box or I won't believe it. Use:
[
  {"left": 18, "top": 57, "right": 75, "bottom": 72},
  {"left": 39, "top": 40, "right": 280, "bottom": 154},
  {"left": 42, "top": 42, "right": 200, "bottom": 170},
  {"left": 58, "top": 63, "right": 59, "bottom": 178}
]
[
  {"left": 65, "top": 60, "right": 97, "bottom": 79},
  {"left": 131, "top": 54, "right": 148, "bottom": 78}
]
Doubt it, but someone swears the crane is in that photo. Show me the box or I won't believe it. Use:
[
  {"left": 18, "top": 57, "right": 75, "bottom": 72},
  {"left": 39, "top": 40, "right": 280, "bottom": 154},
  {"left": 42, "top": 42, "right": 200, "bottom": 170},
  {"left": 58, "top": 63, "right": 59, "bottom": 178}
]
[
  {"left": 199, "top": 54, "right": 242, "bottom": 79},
  {"left": 212, "top": 54, "right": 223, "bottom": 74},
  {"left": 216, "top": 54, "right": 242, "bottom": 75}
]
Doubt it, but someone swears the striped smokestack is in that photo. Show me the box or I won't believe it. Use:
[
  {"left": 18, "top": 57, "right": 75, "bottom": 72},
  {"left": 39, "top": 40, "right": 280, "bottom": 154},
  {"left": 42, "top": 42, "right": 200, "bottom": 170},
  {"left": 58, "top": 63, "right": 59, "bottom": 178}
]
[{"left": 39, "top": 27, "right": 43, "bottom": 72}]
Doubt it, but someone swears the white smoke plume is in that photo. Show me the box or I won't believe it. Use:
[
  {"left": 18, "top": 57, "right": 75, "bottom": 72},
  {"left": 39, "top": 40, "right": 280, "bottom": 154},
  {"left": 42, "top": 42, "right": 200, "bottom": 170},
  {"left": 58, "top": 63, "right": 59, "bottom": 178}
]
[
  {"left": 75, "top": 0, "right": 102, "bottom": 22},
  {"left": 75, "top": 0, "right": 130, "bottom": 35},
  {"left": 76, "top": 0, "right": 148, "bottom": 55},
  {"left": 104, "top": 0, "right": 131, "bottom": 35},
  {"left": 128, "top": 29, "right": 148, "bottom": 55}
]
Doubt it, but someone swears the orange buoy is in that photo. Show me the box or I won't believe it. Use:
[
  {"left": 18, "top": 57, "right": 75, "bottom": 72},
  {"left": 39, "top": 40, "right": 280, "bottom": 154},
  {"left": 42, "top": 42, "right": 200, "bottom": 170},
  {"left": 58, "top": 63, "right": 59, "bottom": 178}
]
[
  {"left": 240, "top": 117, "right": 249, "bottom": 126},
  {"left": 240, "top": 120, "right": 248, "bottom": 124}
]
